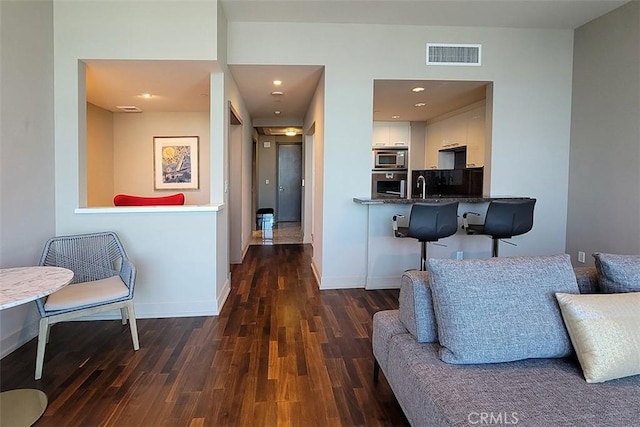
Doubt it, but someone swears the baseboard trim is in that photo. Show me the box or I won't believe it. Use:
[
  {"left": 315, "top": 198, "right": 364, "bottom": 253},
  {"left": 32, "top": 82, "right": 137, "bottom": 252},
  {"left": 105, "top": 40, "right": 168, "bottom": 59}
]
[
  {"left": 69, "top": 300, "right": 219, "bottom": 320},
  {"left": 365, "top": 276, "right": 402, "bottom": 290},
  {"left": 0, "top": 320, "right": 39, "bottom": 359},
  {"left": 217, "top": 277, "right": 231, "bottom": 312},
  {"left": 310, "top": 259, "right": 321, "bottom": 288},
  {"left": 318, "top": 275, "right": 365, "bottom": 290}
]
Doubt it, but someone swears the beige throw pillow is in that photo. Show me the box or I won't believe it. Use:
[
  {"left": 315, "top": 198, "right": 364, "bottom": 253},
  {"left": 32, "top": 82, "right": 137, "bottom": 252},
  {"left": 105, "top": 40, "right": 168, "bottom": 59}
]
[{"left": 555, "top": 292, "right": 640, "bottom": 383}]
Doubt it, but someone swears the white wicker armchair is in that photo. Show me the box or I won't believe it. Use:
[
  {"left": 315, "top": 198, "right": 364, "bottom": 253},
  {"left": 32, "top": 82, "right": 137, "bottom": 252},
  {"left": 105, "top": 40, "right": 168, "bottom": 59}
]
[{"left": 35, "top": 232, "right": 139, "bottom": 380}]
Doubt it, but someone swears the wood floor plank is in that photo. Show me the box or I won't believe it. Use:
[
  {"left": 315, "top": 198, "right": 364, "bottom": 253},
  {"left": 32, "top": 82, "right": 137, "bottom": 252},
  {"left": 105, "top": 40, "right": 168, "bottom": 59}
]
[{"left": 0, "top": 244, "right": 408, "bottom": 426}]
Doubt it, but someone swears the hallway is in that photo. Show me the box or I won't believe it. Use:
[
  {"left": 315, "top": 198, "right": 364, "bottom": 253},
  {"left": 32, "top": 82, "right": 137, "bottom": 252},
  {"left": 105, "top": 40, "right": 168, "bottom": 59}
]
[{"left": 249, "top": 222, "right": 304, "bottom": 245}]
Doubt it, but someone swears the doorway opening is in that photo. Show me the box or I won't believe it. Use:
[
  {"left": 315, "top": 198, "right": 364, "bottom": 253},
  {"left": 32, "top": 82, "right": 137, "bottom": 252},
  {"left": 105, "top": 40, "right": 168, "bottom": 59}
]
[{"left": 251, "top": 132, "right": 304, "bottom": 246}]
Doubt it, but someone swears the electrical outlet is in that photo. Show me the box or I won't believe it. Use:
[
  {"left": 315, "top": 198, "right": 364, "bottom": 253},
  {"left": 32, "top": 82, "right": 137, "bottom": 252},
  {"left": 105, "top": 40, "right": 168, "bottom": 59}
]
[
  {"left": 578, "top": 251, "right": 586, "bottom": 263},
  {"left": 456, "top": 251, "right": 464, "bottom": 260}
]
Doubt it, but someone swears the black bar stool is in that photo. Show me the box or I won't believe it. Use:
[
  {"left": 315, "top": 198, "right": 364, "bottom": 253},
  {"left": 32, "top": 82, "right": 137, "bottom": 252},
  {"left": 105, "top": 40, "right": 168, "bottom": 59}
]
[
  {"left": 393, "top": 202, "right": 459, "bottom": 270},
  {"left": 462, "top": 199, "right": 536, "bottom": 257}
]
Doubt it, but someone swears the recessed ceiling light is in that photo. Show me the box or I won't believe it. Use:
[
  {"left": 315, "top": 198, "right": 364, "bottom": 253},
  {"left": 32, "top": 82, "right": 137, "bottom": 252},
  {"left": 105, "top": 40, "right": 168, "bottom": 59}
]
[
  {"left": 273, "top": 80, "right": 282, "bottom": 86},
  {"left": 285, "top": 130, "right": 296, "bottom": 136},
  {"left": 411, "top": 87, "right": 425, "bottom": 93},
  {"left": 271, "top": 91, "right": 284, "bottom": 96},
  {"left": 140, "top": 93, "right": 152, "bottom": 99},
  {"left": 414, "top": 102, "right": 426, "bottom": 107},
  {"left": 274, "top": 111, "right": 281, "bottom": 115},
  {"left": 391, "top": 115, "right": 401, "bottom": 119}
]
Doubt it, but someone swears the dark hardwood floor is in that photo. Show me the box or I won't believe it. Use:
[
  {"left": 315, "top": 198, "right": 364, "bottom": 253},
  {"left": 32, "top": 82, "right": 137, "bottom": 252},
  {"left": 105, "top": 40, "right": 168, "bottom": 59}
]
[{"left": 1, "top": 244, "right": 408, "bottom": 426}]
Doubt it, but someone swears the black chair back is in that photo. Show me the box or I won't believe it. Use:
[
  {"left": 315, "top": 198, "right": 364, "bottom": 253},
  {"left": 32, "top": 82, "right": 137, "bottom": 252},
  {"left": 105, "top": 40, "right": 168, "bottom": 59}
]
[
  {"left": 483, "top": 199, "right": 536, "bottom": 238},
  {"left": 407, "top": 202, "right": 459, "bottom": 242}
]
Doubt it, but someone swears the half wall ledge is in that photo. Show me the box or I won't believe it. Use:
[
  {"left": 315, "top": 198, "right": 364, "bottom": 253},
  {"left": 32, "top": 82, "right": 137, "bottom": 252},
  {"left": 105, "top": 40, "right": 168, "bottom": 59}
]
[{"left": 75, "top": 204, "right": 225, "bottom": 214}]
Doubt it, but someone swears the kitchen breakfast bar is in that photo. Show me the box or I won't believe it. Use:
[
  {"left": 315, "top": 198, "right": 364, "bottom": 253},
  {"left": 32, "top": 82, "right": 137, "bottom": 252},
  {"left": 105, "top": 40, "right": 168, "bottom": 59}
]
[{"left": 353, "top": 196, "right": 534, "bottom": 289}]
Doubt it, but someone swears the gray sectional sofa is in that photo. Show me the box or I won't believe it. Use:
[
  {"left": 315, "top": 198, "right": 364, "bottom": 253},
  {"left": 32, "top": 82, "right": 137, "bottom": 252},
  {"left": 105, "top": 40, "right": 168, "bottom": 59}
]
[{"left": 373, "top": 255, "right": 640, "bottom": 426}]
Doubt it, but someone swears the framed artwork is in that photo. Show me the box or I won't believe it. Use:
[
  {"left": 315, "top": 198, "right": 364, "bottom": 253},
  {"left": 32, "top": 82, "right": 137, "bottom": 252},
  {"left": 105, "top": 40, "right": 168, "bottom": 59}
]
[{"left": 153, "top": 136, "right": 199, "bottom": 190}]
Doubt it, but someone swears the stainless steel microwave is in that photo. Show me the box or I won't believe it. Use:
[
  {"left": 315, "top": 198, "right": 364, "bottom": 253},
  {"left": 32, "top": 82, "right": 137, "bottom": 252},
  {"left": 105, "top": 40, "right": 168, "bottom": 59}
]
[{"left": 373, "top": 148, "right": 407, "bottom": 170}]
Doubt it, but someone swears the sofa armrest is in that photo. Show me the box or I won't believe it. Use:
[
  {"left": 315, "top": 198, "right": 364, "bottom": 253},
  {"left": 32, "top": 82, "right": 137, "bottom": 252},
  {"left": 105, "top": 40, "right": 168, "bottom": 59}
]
[
  {"left": 399, "top": 270, "right": 438, "bottom": 343},
  {"left": 574, "top": 267, "right": 599, "bottom": 293},
  {"left": 372, "top": 310, "right": 407, "bottom": 375}
]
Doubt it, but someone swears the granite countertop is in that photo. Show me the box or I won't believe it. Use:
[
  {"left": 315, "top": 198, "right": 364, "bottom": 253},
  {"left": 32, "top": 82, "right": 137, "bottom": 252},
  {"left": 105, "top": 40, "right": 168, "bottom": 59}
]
[{"left": 353, "top": 196, "right": 533, "bottom": 205}]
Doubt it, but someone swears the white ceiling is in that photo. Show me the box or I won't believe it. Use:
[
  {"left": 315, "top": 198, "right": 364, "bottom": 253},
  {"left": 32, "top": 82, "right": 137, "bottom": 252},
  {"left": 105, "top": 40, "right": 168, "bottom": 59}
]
[
  {"left": 221, "top": 0, "right": 627, "bottom": 29},
  {"left": 228, "top": 65, "right": 324, "bottom": 125},
  {"left": 373, "top": 80, "right": 488, "bottom": 121},
  {"left": 85, "top": 60, "right": 219, "bottom": 113},
  {"left": 84, "top": 1, "right": 627, "bottom": 130}
]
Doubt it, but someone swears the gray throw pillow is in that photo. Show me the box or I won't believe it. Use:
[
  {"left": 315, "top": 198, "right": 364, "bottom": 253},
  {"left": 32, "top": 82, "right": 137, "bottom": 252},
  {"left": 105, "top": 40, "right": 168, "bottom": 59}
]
[
  {"left": 428, "top": 254, "right": 579, "bottom": 364},
  {"left": 593, "top": 253, "right": 640, "bottom": 293}
]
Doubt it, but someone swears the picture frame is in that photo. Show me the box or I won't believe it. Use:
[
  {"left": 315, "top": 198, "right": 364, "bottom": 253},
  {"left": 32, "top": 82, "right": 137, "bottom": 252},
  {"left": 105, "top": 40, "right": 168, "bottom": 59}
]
[{"left": 153, "top": 136, "right": 199, "bottom": 190}]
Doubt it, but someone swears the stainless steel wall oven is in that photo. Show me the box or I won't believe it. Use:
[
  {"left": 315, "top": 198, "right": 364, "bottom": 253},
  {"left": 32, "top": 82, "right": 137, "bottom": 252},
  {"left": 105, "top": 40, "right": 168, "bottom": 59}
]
[{"left": 371, "top": 171, "right": 407, "bottom": 199}]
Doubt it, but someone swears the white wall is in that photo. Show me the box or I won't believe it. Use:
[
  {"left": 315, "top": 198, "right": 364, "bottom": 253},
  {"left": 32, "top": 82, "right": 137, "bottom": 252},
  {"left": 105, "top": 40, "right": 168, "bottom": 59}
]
[
  {"left": 257, "top": 135, "right": 278, "bottom": 213},
  {"left": 53, "top": 0, "right": 218, "bottom": 215},
  {"left": 223, "top": 22, "right": 254, "bottom": 265},
  {"left": 303, "top": 73, "right": 325, "bottom": 281},
  {"left": 87, "top": 103, "right": 114, "bottom": 206},
  {"left": 229, "top": 22, "right": 574, "bottom": 287},
  {"left": 52, "top": 1, "right": 229, "bottom": 319},
  {"left": 566, "top": 1, "right": 640, "bottom": 264},
  {"left": 226, "top": 115, "right": 254, "bottom": 263},
  {"left": 0, "top": 0, "right": 55, "bottom": 357},
  {"left": 229, "top": 122, "right": 243, "bottom": 263},
  {"left": 113, "top": 112, "right": 211, "bottom": 205}
]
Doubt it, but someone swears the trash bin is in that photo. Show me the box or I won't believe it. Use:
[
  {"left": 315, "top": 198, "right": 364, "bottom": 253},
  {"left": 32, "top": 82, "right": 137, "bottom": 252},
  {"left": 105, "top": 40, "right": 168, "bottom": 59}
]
[{"left": 256, "top": 208, "right": 273, "bottom": 231}]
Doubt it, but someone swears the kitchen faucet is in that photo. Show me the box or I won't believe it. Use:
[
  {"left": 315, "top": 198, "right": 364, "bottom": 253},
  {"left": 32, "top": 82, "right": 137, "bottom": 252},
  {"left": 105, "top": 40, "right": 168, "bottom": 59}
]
[{"left": 417, "top": 175, "right": 426, "bottom": 199}]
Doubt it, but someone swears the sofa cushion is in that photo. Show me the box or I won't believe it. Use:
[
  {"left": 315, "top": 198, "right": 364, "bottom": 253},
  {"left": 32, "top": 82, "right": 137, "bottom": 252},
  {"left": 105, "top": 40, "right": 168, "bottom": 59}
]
[
  {"left": 113, "top": 193, "right": 185, "bottom": 206},
  {"left": 556, "top": 292, "right": 640, "bottom": 383},
  {"left": 573, "top": 266, "right": 600, "bottom": 294},
  {"left": 593, "top": 253, "right": 640, "bottom": 293},
  {"left": 385, "top": 333, "right": 640, "bottom": 427},
  {"left": 428, "top": 254, "right": 578, "bottom": 364},
  {"left": 399, "top": 271, "right": 438, "bottom": 343}
]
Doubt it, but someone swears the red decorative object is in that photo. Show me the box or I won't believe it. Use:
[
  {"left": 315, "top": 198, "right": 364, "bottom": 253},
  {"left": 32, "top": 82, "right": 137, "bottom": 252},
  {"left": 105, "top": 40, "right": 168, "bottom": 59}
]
[{"left": 113, "top": 193, "right": 185, "bottom": 206}]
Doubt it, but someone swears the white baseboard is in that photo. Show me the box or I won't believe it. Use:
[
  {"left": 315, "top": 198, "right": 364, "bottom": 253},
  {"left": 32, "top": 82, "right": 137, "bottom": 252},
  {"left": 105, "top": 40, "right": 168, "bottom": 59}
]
[
  {"left": 217, "top": 277, "right": 231, "bottom": 312},
  {"left": 64, "top": 299, "right": 220, "bottom": 321},
  {"left": 310, "top": 259, "right": 321, "bottom": 288},
  {"left": 0, "top": 320, "right": 39, "bottom": 359},
  {"left": 318, "top": 275, "right": 366, "bottom": 290},
  {"left": 242, "top": 242, "right": 250, "bottom": 260},
  {"left": 310, "top": 260, "right": 367, "bottom": 290},
  {"left": 365, "top": 276, "right": 402, "bottom": 290}
]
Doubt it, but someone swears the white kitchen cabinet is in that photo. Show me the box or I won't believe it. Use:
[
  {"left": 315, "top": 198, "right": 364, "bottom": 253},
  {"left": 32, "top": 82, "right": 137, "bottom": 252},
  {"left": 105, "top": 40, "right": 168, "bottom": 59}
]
[
  {"left": 440, "top": 113, "right": 467, "bottom": 150},
  {"left": 372, "top": 122, "right": 390, "bottom": 147},
  {"left": 388, "top": 122, "right": 410, "bottom": 146},
  {"left": 425, "top": 120, "right": 443, "bottom": 169},
  {"left": 425, "top": 104, "right": 486, "bottom": 168},
  {"left": 372, "top": 121, "right": 410, "bottom": 147},
  {"left": 465, "top": 106, "right": 485, "bottom": 167}
]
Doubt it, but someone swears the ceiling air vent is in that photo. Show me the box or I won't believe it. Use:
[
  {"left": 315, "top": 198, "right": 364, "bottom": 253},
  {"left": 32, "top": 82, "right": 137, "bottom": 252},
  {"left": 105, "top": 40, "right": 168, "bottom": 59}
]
[
  {"left": 116, "top": 105, "right": 143, "bottom": 113},
  {"left": 426, "top": 43, "right": 481, "bottom": 66}
]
